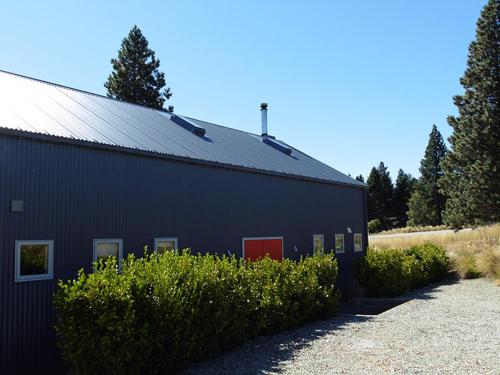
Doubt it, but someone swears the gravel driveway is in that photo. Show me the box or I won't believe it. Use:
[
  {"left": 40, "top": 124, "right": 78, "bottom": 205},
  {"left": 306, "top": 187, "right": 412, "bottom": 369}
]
[{"left": 187, "top": 279, "right": 500, "bottom": 374}]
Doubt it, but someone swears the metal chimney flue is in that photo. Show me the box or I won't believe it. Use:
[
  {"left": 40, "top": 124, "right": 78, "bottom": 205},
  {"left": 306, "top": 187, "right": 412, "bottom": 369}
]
[{"left": 260, "top": 103, "right": 268, "bottom": 137}]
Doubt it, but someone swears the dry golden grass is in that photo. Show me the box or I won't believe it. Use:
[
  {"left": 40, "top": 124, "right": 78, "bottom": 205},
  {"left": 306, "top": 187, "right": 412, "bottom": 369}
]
[
  {"left": 476, "top": 246, "right": 500, "bottom": 284},
  {"left": 376, "top": 225, "right": 448, "bottom": 235},
  {"left": 370, "top": 224, "right": 500, "bottom": 283}
]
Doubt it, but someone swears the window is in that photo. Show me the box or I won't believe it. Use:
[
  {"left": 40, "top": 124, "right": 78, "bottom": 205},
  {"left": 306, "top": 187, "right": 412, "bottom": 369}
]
[
  {"left": 354, "top": 233, "right": 363, "bottom": 252},
  {"left": 154, "top": 237, "right": 178, "bottom": 252},
  {"left": 93, "top": 239, "right": 123, "bottom": 262},
  {"left": 313, "top": 234, "right": 324, "bottom": 253},
  {"left": 335, "top": 234, "right": 344, "bottom": 253},
  {"left": 15, "top": 240, "right": 53, "bottom": 282}
]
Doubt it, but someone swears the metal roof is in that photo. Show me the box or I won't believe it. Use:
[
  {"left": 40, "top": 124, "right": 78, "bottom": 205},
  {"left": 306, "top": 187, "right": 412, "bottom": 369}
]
[{"left": 0, "top": 70, "right": 363, "bottom": 188}]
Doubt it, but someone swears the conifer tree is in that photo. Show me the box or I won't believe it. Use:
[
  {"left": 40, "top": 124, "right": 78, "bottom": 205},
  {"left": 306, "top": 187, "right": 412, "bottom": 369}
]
[
  {"left": 105, "top": 26, "right": 173, "bottom": 111},
  {"left": 378, "top": 162, "right": 394, "bottom": 225},
  {"left": 407, "top": 190, "right": 438, "bottom": 227},
  {"left": 366, "top": 167, "right": 381, "bottom": 222},
  {"left": 418, "top": 125, "right": 447, "bottom": 225},
  {"left": 393, "top": 169, "right": 415, "bottom": 227},
  {"left": 440, "top": 0, "right": 500, "bottom": 227},
  {"left": 355, "top": 174, "right": 365, "bottom": 183},
  {"left": 366, "top": 162, "right": 394, "bottom": 227}
]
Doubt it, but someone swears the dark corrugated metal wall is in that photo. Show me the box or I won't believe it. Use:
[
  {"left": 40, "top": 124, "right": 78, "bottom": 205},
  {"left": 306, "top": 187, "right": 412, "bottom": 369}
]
[{"left": 0, "top": 135, "right": 367, "bottom": 374}]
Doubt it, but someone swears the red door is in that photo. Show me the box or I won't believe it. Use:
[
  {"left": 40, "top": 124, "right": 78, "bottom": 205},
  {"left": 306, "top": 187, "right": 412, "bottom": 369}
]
[{"left": 244, "top": 238, "right": 283, "bottom": 261}]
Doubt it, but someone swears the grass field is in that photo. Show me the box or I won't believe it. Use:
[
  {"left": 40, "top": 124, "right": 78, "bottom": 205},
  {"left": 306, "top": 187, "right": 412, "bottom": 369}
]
[
  {"left": 370, "top": 224, "right": 500, "bottom": 284},
  {"left": 375, "top": 225, "right": 449, "bottom": 235}
]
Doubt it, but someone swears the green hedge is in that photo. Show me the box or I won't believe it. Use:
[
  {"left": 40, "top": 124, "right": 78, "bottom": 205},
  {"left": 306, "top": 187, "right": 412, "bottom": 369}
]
[
  {"left": 358, "top": 243, "right": 449, "bottom": 297},
  {"left": 54, "top": 251, "right": 340, "bottom": 374}
]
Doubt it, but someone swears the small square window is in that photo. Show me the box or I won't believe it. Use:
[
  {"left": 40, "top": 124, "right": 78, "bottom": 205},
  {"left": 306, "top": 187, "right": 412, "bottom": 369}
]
[
  {"left": 154, "top": 237, "right": 178, "bottom": 252},
  {"left": 93, "top": 239, "right": 123, "bottom": 262},
  {"left": 354, "top": 233, "right": 363, "bottom": 252},
  {"left": 335, "top": 234, "right": 344, "bottom": 253},
  {"left": 15, "top": 240, "right": 53, "bottom": 282},
  {"left": 313, "top": 234, "right": 324, "bottom": 253}
]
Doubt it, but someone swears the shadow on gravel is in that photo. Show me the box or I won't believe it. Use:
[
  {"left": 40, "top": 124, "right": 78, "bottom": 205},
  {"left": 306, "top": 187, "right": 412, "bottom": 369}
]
[
  {"left": 405, "top": 277, "right": 459, "bottom": 300},
  {"left": 186, "top": 278, "right": 459, "bottom": 375},
  {"left": 337, "top": 298, "right": 410, "bottom": 315},
  {"left": 339, "top": 278, "right": 459, "bottom": 315},
  {"left": 186, "top": 314, "right": 372, "bottom": 375}
]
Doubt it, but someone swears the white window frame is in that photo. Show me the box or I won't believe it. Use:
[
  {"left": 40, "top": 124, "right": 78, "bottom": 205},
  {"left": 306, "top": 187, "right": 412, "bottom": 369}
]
[
  {"left": 335, "top": 234, "right": 345, "bottom": 254},
  {"left": 93, "top": 238, "right": 123, "bottom": 262},
  {"left": 354, "top": 233, "right": 363, "bottom": 252},
  {"left": 154, "top": 237, "right": 178, "bottom": 252},
  {"left": 241, "top": 236, "right": 284, "bottom": 259},
  {"left": 312, "top": 234, "right": 324, "bottom": 253},
  {"left": 15, "top": 240, "right": 54, "bottom": 282}
]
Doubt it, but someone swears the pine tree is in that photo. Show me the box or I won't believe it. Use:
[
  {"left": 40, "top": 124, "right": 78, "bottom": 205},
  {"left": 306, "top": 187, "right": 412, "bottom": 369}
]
[
  {"left": 418, "top": 125, "right": 447, "bottom": 225},
  {"left": 378, "top": 162, "right": 394, "bottom": 226},
  {"left": 355, "top": 174, "right": 365, "bottom": 183},
  {"left": 407, "top": 190, "right": 438, "bottom": 227},
  {"left": 366, "top": 162, "right": 394, "bottom": 227},
  {"left": 366, "top": 167, "right": 381, "bottom": 222},
  {"left": 105, "top": 26, "right": 173, "bottom": 111},
  {"left": 440, "top": 0, "right": 500, "bottom": 228},
  {"left": 393, "top": 169, "right": 415, "bottom": 227}
]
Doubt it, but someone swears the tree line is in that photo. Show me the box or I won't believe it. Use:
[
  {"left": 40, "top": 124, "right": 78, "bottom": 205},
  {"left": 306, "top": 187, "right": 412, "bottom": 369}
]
[
  {"left": 358, "top": 124, "right": 448, "bottom": 232},
  {"left": 104, "top": 0, "right": 498, "bottom": 231},
  {"left": 361, "top": 0, "right": 499, "bottom": 231}
]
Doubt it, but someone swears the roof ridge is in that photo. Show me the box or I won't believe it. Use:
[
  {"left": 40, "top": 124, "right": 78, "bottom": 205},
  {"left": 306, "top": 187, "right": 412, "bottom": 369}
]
[
  {"left": 0, "top": 69, "right": 285, "bottom": 141},
  {"left": 0, "top": 68, "right": 172, "bottom": 114},
  {"left": 0, "top": 69, "right": 364, "bottom": 188}
]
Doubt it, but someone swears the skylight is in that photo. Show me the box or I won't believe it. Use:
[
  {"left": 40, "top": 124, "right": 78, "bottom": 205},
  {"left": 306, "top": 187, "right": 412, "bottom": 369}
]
[
  {"left": 169, "top": 114, "right": 206, "bottom": 137},
  {"left": 262, "top": 137, "right": 292, "bottom": 155}
]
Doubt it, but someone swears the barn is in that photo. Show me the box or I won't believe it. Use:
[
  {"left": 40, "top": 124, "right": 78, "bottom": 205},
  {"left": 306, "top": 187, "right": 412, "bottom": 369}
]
[{"left": 0, "top": 70, "right": 367, "bottom": 373}]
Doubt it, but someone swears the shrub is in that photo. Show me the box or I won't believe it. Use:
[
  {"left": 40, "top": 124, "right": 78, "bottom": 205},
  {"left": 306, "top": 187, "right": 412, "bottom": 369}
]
[
  {"left": 54, "top": 251, "right": 340, "bottom": 374},
  {"left": 368, "top": 219, "right": 382, "bottom": 234},
  {"left": 358, "top": 248, "right": 415, "bottom": 297},
  {"left": 405, "top": 243, "right": 449, "bottom": 287},
  {"left": 358, "top": 243, "right": 449, "bottom": 297}
]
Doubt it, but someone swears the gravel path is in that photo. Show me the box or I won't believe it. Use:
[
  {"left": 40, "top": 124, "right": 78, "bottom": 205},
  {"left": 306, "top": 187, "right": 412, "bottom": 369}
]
[{"left": 187, "top": 279, "right": 500, "bottom": 374}]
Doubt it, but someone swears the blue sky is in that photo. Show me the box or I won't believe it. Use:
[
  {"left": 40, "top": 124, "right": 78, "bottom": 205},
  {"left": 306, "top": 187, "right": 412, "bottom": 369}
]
[{"left": 0, "top": 0, "right": 485, "bottom": 180}]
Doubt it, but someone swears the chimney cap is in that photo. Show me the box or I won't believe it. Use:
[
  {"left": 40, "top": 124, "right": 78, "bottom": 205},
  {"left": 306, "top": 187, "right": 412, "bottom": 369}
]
[{"left": 260, "top": 103, "right": 268, "bottom": 110}]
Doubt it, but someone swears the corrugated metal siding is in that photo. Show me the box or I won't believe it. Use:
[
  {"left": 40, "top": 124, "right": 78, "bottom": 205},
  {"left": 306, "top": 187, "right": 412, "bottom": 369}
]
[
  {"left": 0, "top": 138, "right": 62, "bottom": 374},
  {"left": 0, "top": 135, "right": 367, "bottom": 373},
  {"left": 0, "top": 70, "right": 364, "bottom": 187}
]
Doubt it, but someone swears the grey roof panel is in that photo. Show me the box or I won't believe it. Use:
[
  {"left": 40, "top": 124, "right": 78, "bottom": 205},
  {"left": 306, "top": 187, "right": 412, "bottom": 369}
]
[{"left": 0, "top": 70, "right": 364, "bottom": 187}]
